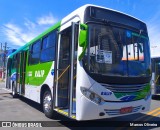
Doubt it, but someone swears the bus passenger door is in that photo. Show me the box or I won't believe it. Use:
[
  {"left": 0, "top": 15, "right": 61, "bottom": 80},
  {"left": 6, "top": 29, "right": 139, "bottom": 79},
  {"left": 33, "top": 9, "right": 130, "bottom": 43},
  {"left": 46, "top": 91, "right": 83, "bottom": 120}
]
[
  {"left": 54, "top": 22, "right": 78, "bottom": 117},
  {"left": 20, "top": 51, "right": 27, "bottom": 95},
  {"left": 16, "top": 53, "right": 20, "bottom": 94},
  {"left": 15, "top": 51, "right": 27, "bottom": 95},
  {"left": 6, "top": 58, "right": 12, "bottom": 89}
]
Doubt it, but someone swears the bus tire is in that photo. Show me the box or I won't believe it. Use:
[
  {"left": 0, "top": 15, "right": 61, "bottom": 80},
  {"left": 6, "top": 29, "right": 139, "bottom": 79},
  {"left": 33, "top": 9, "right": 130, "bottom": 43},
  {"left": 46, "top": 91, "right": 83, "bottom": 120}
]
[
  {"left": 43, "top": 90, "right": 54, "bottom": 119},
  {"left": 12, "top": 83, "right": 18, "bottom": 98}
]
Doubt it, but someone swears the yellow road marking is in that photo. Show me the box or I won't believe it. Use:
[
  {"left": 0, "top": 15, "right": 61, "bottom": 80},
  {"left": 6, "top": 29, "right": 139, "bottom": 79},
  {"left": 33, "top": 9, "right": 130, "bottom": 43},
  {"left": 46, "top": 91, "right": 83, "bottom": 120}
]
[
  {"left": 116, "top": 107, "right": 160, "bottom": 130},
  {"left": 130, "top": 110, "right": 160, "bottom": 130},
  {"left": 143, "top": 111, "right": 160, "bottom": 121},
  {"left": 134, "top": 107, "right": 160, "bottom": 121}
]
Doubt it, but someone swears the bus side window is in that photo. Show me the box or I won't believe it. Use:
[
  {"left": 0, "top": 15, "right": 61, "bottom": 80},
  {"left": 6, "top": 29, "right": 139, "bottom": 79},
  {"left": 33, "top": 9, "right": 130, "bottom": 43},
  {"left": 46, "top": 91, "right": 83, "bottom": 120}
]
[
  {"left": 12, "top": 56, "right": 16, "bottom": 69},
  {"left": 40, "top": 31, "right": 56, "bottom": 62},
  {"left": 7, "top": 58, "right": 12, "bottom": 76},
  {"left": 29, "top": 40, "right": 41, "bottom": 65}
]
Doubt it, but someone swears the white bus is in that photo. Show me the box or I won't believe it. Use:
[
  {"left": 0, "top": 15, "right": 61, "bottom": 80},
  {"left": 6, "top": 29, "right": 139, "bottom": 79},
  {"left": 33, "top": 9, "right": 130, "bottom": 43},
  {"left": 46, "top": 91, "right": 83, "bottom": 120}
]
[
  {"left": 151, "top": 57, "right": 160, "bottom": 95},
  {"left": 6, "top": 4, "right": 151, "bottom": 120}
]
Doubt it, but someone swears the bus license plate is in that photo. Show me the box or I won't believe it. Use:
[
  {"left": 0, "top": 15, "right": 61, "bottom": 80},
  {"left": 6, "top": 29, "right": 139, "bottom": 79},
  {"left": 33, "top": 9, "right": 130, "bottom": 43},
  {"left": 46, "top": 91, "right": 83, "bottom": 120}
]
[{"left": 120, "top": 107, "right": 133, "bottom": 114}]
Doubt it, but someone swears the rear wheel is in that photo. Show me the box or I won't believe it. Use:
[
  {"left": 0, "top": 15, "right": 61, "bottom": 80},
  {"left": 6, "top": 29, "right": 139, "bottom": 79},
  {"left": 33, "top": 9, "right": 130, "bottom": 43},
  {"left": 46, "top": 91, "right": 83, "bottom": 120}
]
[
  {"left": 12, "top": 83, "right": 18, "bottom": 98},
  {"left": 43, "top": 90, "right": 56, "bottom": 119}
]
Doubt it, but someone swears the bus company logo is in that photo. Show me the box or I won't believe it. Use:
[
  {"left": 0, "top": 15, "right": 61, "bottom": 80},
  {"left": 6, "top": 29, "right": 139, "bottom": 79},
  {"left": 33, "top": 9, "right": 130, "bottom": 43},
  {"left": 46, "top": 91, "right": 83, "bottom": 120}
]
[
  {"left": 51, "top": 69, "right": 54, "bottom": 76},
  {"left": 101, "top": 91, "right": 112, "bottom": 96},
  {"left": 35, "top": 70, "right": 45, "bottom": 77}
]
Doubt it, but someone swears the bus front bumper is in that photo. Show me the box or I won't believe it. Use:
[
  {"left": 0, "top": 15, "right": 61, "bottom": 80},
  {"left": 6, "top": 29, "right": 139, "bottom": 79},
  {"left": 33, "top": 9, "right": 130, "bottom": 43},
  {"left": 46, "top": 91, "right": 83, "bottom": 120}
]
[{"left": 76, "top": 95, "right": 151, "bottom": 120}]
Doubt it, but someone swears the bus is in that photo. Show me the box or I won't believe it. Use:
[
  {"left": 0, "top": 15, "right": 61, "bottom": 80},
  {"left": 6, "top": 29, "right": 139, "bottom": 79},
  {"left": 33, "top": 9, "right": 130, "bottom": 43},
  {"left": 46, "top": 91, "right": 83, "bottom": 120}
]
[
  {"left": 151, "top": 57, "right": 160, "bottom": 95},
  {"left": 6, "top": 4, "right": 151, "bottom": 120}
]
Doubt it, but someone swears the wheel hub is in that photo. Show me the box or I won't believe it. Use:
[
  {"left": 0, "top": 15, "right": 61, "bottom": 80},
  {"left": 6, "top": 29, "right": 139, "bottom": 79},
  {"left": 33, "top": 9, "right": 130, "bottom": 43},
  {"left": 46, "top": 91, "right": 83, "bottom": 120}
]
[{"left": 43, "top": 94, "right": 52, "bottom": 113}]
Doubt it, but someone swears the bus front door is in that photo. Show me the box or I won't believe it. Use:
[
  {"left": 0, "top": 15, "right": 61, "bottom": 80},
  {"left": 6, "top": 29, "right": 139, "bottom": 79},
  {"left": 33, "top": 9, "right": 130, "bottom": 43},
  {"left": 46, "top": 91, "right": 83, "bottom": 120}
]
[{"left": 54, "top": 22, "right": 78, "bottom": 117}]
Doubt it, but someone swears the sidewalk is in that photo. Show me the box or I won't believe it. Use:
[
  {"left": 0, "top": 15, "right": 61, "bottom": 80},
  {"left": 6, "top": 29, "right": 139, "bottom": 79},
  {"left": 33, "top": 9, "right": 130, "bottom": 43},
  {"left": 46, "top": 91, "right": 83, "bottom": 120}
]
[
  {"left": 0, "top": 81, "right": 5, "bottom": 87},
  {"left": 0, "top": 81, "right": 11, "bottom": 94},
  {"left": 0, "top": 78, "right": 5, "bottom": 83}
]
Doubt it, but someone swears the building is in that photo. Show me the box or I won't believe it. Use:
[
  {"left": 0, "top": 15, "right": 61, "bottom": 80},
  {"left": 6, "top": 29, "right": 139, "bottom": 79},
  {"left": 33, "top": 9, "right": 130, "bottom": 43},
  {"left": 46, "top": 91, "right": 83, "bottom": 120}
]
[{"left": 0, "top": 49, "right": 16, "bottom": 79}]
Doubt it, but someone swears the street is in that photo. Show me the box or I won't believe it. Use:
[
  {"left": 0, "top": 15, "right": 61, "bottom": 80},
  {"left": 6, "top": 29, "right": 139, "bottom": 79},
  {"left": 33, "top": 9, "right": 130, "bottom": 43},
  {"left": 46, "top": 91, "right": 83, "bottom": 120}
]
[{"left": 0, "top": 82, "right": 160, "bottom": 130}]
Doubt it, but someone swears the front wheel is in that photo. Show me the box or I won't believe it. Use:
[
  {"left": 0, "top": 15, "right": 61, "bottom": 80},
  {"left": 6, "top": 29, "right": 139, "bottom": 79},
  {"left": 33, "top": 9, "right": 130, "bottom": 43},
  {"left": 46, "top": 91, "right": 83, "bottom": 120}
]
[{"left": 43, "top": 90, "right": 55, "bottom": 119}]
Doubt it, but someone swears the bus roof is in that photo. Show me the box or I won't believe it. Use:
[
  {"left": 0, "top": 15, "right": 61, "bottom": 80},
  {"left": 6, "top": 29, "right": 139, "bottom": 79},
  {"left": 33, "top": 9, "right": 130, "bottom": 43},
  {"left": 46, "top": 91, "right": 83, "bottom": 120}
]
[{"left": 88, "top": 4, "right": 145, "bottom": 24}]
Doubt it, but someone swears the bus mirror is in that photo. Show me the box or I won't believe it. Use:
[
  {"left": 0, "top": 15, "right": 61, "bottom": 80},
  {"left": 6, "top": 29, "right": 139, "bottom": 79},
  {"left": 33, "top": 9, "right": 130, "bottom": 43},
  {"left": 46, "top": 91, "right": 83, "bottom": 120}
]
[
  {"left": 78, "top": 24, "right": 88, "bottom": 60},
  {"left": 79, "top": 30, "right": 86, "bottom": 47},
  {"left": 79, "top": 24, "right": 87, "bottom": 47}
]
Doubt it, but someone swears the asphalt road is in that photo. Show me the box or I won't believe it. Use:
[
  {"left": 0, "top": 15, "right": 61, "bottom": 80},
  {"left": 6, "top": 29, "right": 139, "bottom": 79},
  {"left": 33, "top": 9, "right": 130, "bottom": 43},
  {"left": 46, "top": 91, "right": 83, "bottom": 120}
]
[{"left": 0, "top": 82, "right": 160, "bottom": 130}]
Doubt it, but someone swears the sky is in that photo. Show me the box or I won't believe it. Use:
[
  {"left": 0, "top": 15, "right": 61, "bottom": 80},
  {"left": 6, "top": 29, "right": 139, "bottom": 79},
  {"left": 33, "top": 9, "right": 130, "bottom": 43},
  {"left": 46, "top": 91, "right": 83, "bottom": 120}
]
[{"left": 0, "top": 0, "right": 160, "bottom": 57}]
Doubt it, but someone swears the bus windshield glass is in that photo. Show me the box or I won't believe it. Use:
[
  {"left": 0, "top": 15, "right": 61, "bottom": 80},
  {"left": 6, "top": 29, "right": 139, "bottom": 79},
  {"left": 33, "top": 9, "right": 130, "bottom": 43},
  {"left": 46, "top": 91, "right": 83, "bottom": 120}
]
[{"left": 83, "top": 24, "right": 150, "bottom": 77}]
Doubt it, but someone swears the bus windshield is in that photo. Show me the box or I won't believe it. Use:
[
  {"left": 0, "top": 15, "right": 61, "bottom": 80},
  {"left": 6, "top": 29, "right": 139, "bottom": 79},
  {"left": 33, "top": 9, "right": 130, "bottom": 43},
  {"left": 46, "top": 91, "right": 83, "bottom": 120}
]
[{"left": 83, "top": 24, "right": 150, "bottom": 77}]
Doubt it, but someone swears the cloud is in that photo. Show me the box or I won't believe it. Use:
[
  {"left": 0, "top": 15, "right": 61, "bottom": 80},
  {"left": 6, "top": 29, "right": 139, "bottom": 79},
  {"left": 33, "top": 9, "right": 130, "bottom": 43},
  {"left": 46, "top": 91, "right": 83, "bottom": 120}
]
[
  {"left": 1, "top": 13, "right": 58, "bottom": 47},
  {"left": 24, "top": 18, "right": 36, "bottom": 30},
  {"left": 147, "top": 12, "right": 160, "bottom": 57},
  {"left": 3, "top": 23, "right": 26, "bottom": 46},
  {"left": 37, "top": 13, "right": 57, "bottom": 25},
  {"left": 3, "top": 22, "right": 37, "bottom": 46}
]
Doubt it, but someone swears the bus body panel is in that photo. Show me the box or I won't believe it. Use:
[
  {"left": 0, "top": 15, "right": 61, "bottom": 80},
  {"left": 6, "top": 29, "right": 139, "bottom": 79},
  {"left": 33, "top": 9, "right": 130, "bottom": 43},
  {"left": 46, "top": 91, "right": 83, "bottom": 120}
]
[
  {"left": 77, "top": 95, "right": 151, "bottom": 120},
  {"left": 24, "top": 59, "right": 55, "bottom": 103},
  {"left": 25, "top": 84, "right": 41, "bottom": 103},
  {"left": 76, "top": 66, "right": 151, "bottom": 120}
]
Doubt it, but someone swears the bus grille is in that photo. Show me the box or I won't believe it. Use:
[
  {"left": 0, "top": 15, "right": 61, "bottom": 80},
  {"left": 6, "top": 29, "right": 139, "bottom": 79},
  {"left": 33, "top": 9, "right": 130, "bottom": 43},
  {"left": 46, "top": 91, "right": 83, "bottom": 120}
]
[
  {"left": 104, "top": 105, "right": 142, "bottom": 116},
  {"left": 101, "top": 83, "right": 146, "bottom": 92}
]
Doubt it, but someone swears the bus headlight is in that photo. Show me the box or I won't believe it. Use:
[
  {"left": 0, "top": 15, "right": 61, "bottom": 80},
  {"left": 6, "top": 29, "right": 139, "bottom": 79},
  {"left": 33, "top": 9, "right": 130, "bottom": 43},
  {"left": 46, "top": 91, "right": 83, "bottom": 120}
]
[{"left": 80, "top": 87, "right": 104, "bottom": 105}]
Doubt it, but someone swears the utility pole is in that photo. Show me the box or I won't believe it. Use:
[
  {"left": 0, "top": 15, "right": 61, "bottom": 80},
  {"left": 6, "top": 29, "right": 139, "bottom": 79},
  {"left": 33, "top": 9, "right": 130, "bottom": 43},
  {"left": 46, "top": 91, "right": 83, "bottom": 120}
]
[
  {"left": 0, "top": 43, "right": 2, "bottom": 65},
  {"left": 2, "top": 42, "right": 9, "bottom": 80},
  {"left": 3, "top": 42, "right": 7, "bottom": 68},
  {"left": 0, "top": 43, "right": 2, "bottom": 51},
  {"left": 0, "top": 43, "right": 3, "bottom": 80}
]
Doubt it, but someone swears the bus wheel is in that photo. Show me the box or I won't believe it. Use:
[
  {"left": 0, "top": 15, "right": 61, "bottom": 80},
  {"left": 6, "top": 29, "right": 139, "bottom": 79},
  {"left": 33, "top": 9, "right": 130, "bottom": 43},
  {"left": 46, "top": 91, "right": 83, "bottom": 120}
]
[
  {"left": 12, "top": 83, "right": 17, "bottom": 98},
  {"left": 43, "top": 90, "right": 54, "bottom": 119}
]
